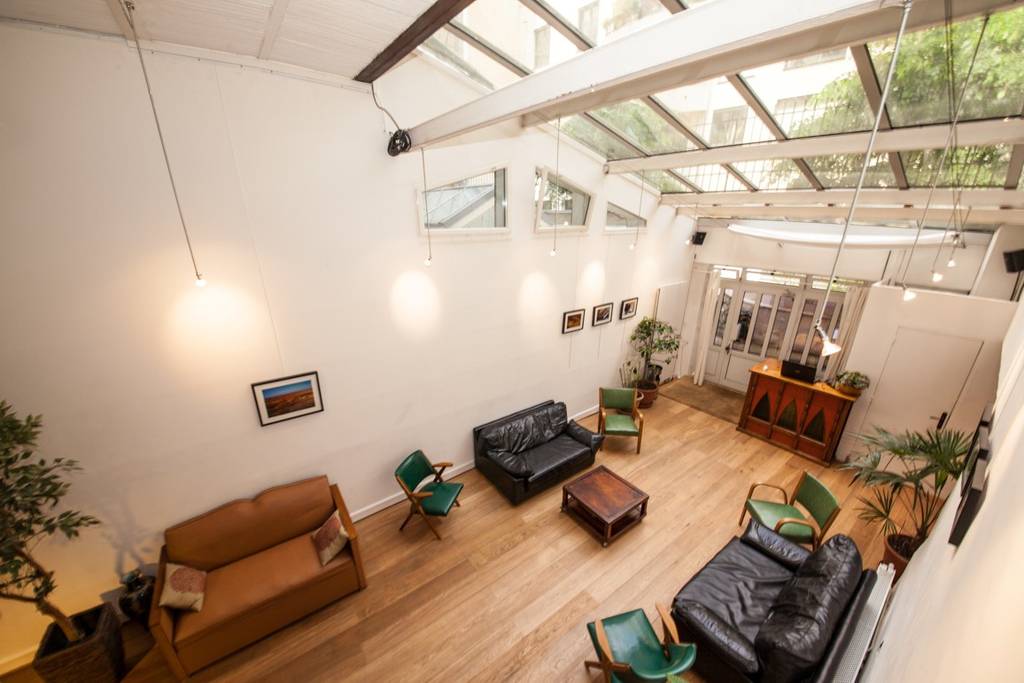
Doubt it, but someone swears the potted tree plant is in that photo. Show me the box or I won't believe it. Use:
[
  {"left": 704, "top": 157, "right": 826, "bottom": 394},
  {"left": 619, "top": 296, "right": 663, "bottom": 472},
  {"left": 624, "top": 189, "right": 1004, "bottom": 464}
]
[
  {"left": 842, "top": 427, "right": 969, "bottom": 578},
  {"left": 835, "top": 371, "right": 870, "bottom": 397},
  {"left": 628, "top": 317, "right": 681, "bottom": 408},
  {"left": 0, "top": 401, "right": 119, "bottom": 683}
]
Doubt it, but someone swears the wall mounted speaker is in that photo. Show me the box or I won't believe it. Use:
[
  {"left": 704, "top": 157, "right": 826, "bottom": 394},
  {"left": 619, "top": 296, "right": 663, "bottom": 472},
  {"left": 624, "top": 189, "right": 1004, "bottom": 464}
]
[
  {"left": 1003, "top": 249, "right": 1024, "bottom": 273},
  {"left": 691, "top": 231, "right": 707, "bottom": 245}
]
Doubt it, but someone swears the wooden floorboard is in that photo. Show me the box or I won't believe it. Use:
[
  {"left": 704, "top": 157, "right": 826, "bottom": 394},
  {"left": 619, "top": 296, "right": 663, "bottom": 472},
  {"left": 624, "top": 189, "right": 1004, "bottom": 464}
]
[{"left": 10, "top": 398, "right": 890, "bottom": 683}]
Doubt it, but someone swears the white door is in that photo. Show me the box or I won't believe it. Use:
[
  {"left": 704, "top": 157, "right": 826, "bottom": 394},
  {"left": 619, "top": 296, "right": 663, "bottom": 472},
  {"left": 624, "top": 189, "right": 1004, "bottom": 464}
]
[{"left": 862, "top": 327, "right": 983, "bottom": 435}]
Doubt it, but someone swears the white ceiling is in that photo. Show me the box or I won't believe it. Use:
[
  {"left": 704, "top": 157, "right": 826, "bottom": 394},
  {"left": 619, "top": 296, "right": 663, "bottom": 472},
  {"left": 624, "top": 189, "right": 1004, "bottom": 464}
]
[{"left": 0, "top": 0, "right": 436, "bottom": 79}]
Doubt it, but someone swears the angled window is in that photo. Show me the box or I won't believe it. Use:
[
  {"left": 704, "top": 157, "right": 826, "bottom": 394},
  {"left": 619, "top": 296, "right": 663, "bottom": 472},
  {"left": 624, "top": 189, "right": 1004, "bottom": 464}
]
[
  {"left": 535, "top": 170, "right": 591, "bottom": 229},
  {"left": 591, "top": 100, "right": 694, "bottom": 154},
  {"left": 653, "top": 77, "right": 774, "bottom": 147},
  {"left": 805, "top": 153, "right": 895, "bottom": 188},
  {"left": 534, "top": 26, "right": 551, "bottom": 69},
  {"left": 606, "top": 202, "right": 645, "bottom": 230},
  {"left": 561, "top": 115, "right": 637, "bottom": 160},
  {"left": 641, "top": 170, "right": 691, "bottom": 194},
  {"left": 421, "top": 28, "right": 518, "bottom": 90},
  {"left": 901, "top": 145, "right": 1012, "bottom": 188},
  {"left": 578, "top": 1, "right": 599, "bottom": 42},
  {"left": 453, "top": 0, "right": 580, "bottom": 73},
  {"left": 423, "top": 169, "right": 507, "bottom": 230},
  {"left": 676, "top": 165, "right": 747, "bottom": 192},
  {"left": 547, "top": 0, "right": 669, "bottom": 46},
  {"left": 732, "top": 159, "right": 812, "bottom": 191}
]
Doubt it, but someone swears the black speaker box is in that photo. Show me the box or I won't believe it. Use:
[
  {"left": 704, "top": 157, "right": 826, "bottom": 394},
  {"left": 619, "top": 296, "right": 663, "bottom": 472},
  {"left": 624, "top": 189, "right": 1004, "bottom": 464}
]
[
  {"left": 1004, "top": 249, "right": 1024, "bottom": 273},
  {"left": 691, "top": 231, "right": 707, "bottom": 245}
]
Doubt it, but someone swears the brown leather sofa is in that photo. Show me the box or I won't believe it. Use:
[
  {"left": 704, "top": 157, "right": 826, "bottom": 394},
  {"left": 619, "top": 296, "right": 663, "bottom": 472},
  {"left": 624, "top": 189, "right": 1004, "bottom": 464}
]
[{"left": 148, "top": 475, "right": 366, "bottom": 679}]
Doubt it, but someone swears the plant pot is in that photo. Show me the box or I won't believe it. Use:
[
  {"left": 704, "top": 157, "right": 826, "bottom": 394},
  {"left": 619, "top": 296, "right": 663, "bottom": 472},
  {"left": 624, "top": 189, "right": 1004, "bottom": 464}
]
[
  {"left": 637, "top": 381, "right": 658, "bottom": 408},
  {"left": 836, "top": 383, "right": 863, "bottom": 398},
  {"left": 884, "top": 533, "right": 916, "bottom": 581},
  {"left": 33, "top": 603, "right": 124, "bottom": 683}
]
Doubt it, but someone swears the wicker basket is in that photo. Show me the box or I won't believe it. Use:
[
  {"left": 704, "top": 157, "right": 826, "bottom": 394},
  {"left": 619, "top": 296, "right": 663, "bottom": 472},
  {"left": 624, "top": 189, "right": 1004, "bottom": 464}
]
[{"left": 33, "top": 603, "right": 124, "bottom": 683}]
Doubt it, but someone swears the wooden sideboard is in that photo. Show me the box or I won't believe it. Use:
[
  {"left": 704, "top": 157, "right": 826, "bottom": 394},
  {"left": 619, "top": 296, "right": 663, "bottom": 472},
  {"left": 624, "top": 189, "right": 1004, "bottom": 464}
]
[{"left": 737, "top": 359, "right": 856, "bottom": 464}]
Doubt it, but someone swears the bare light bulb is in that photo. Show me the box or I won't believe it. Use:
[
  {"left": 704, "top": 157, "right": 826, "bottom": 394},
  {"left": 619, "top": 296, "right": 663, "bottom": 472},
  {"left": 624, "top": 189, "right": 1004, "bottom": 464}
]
[
  {"left": 549, "top": 248, "right": 557, "bottom": 257},
  {"left": 424, "top": 257, "right": 432, "bottom": 267},
  {"left": 903, "top": 287, "right": 917, "bottom": 302},
  {"left": 195, "top": 275, "right": 207, "bottom": 288},
  {"left": 931, "top": 271, "right": 943, "bottom": 283},
  {"left": 947, "top": 257, "right": 957, "bottom": 268},
  {"left": 629, "top": 242, "right": 636, "bottom": 250}
]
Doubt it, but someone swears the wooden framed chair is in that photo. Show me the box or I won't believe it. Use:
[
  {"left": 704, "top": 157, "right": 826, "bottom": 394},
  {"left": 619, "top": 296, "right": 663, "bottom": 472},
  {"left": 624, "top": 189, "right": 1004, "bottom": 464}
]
[
  {"left": 584, "top": 604, "right": 697, "bottom": 682},
  {"left": 395, "top": 450, "right": 464, "bottom": 541},
  {"left": 598, "top": 387, "right": 644, "bottom": 453},
  {"left": 738, "top": 471, "right": 840, "bottom": 549}
]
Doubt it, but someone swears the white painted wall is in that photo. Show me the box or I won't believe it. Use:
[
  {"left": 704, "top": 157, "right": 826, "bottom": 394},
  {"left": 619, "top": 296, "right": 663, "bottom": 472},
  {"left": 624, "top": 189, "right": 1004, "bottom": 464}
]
[
  {"left": 0, "top": 23, "right": 694, "bottom": 668},
  {"left": 838, "top": 285, "right": 1015, "bottom": 458},
  {"left": 861, "top": 299, "right": 1024, "bottom": 683}
]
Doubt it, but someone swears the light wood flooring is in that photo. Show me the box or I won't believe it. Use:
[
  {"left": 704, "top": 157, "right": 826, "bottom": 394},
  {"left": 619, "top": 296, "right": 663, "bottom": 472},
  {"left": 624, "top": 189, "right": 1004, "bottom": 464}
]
[{"left": 13, "top": 398, "right": 889, "bottom": 683}]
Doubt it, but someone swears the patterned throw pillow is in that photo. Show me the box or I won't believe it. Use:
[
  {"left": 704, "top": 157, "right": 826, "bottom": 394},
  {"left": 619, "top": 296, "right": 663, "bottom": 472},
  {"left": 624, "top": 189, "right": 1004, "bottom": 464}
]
[
  {"left": 311, "top": 509, "right": 349, "bottom": 566},
  {"left": 158, "top": 563, "right": 207, "bottom": 611}
]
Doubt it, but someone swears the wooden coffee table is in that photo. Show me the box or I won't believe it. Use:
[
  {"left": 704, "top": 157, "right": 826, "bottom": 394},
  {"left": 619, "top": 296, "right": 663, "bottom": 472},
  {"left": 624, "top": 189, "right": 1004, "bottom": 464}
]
[{"left": 561, "top": 465, "right": 649, "bottom": 546}]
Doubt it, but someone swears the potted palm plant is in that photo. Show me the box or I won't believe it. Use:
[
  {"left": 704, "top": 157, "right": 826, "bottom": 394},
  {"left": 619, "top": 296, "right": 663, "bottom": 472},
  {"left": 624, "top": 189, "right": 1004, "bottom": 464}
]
[
  {"left": 0, "top": 401, "right": 118, "bottom": 683},
  {"left": 628, "top": 317, "right": 680, "bottom": 408},
  {"left": 842, "top": 427, "right": 969, "bottom": 578}
]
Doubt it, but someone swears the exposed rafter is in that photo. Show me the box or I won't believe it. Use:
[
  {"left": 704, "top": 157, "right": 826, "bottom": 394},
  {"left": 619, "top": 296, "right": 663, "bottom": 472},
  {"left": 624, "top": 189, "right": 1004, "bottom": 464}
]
[
  {"left": 258, "top": 0, "right": 292, "bottom": 59},
  {"left": 680, "top": 204, "right": 1024, "bottom": 224},
  {"left": 850, "top": 43, "right": 910, "bottom": 188},
  {"left": 661, "top": 187, "right": 1024, "bottom": 207},
  {"left": 605, "top": 118, "right": 1024, "bottom": 173}
]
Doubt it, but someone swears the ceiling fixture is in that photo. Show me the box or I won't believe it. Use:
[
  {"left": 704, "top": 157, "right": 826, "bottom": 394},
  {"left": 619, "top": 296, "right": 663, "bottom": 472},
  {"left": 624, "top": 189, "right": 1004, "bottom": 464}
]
[
  {"left": 420, "top": 149, "right": 433, "bottom": 267},
  {"left": 631, "top": 171, "right": 646, "bottom": 251},
  {"left": 122, "top": 1, "right": 205, "bottom": 288},
  {"left": 814, "top": 0, "right": 913, "bottom": 357},
  {"left": 932, "top": 270, "right": 944, "bottom": 283},
  {"left": 902, "top": 286, "right": 918, "bottom": 302}
]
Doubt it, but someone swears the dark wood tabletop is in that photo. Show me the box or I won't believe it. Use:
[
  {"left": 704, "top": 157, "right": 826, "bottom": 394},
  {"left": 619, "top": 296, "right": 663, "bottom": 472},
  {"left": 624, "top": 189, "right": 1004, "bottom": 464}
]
[{"left": 563, "top": 465, "right": 648, "bottom": 524}]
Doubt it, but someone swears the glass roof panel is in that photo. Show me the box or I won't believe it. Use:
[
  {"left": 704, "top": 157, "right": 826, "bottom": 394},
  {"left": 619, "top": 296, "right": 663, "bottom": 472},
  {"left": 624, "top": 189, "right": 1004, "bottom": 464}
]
[
  {"left": 901, "top": 145, "right": 1012, "bottom": 187},
  {"left": 561, "top": 115, "right": 636, "bottom": 160},
  {"left": 455, "top": 0, "right": 581, "bottom": 74},
  {"left": 652, "top": 78, "right": 774, "bottom": 147},
  {"left": 868, "top": 7, "right": 1024, "bottom": 127},
  {"left": 676, "top": 165, "right": 747, "bottom": 192},
  {"left": 421, "top": 28, "right": 520, "bottom": 90},
  {"left": 732, "top": 159, "right": 812, "bottom": 191},
  {"left": 739, "top": 48, "right": 874, "bottom": 138},
  {"left": 639, "top": 170, "right": 692, "bottom": 194},
  {"left": 804, "top": 153, "right": 896, "bottom": 188},
  {"left": 590, "top": 100, "right": 695, "bottom": 154},
  {"left": 543, "top": 0, "right": 670, "bottom": 46}
]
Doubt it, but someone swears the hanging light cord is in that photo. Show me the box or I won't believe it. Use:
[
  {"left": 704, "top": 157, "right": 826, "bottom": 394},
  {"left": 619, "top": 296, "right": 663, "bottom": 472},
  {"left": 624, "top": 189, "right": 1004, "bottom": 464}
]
[
  {"left": 552, "top": 115, "right": 562, "bottom": 255},
  {"left": 899, "top": 13, "right": 989, "bottom": 287},
  {"left": 817, "top": 0, "right": 913, "bottom": 325},
  {"left": 421, "top": 148, "right": 433, "bottom": 264},
  {"left": 633, "top": 171, "right": 646, "bottom": 248},
  {"left": 121, "top": 1, "right": 202, "bottom": 282}
]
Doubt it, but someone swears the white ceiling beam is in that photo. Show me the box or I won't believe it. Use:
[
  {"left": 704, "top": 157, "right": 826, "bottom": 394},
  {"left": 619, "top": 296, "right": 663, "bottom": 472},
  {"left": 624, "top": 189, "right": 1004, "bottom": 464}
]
[
  {"left": 662, "top": 187, "right": 1024, "bottom": 207},
  {"left": 607, "top": 118, "right": 1024, "bottom": 173},
  {"left": 684, "top": 204, "right": 1024, "bottom": 224},
  {"left": 258, "top": 0, "right": 291, "bottom": 59},
  {"left": 407, "top": 0, "right": 1021, "bottom": 149}
]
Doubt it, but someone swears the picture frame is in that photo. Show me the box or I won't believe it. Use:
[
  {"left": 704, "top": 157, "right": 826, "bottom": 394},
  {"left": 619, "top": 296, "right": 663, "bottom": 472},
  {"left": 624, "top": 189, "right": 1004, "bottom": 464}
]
[
  {"left": 620, "top": 297, "right": 638, "bottom": 320},
  {"left": 562, "top": 308, "right": 585, "bottom": 334},
  {"left": 252, "top": 371, "right": 324, "bottom": 427},
  {"left": 592, "top": 302, "right": 614, "bottom": 327}
]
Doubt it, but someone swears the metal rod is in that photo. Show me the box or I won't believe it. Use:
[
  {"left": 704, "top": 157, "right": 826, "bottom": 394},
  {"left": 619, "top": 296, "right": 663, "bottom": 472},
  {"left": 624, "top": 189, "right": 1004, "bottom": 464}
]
[
  {"left": 420, "top": 148, "right": 433, "bottom": 263},
  {"left": 633, "top": 171, "right": 645, "bottom": 248}
]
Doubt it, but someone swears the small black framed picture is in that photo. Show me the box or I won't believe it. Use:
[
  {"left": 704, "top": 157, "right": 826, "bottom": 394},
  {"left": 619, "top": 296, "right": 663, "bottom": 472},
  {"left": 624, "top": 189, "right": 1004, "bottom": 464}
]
[
  {"left": 562, "top": 309, "right": 585, "bottom": 334},
  {"left": 252, "top": 371, "right": 324, "bottom": 426},
  {"left": 620, "top": 297, "right": 639, "bottom": 319},
  {"left": 592, "top": 302, "right": 614, "bottom": 326}
]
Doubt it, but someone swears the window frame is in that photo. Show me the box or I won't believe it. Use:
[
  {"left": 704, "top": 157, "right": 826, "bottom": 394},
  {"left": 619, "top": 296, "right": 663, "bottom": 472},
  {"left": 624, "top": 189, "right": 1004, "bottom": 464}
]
[
  {"left": 533, "top": 166, "right": 593, "bottom": 234},
  {"left": 604, "top": 201, "right": 648, "bottom": 234},
  {"left": 416, "top": 163, "right": 512, "bottom": 237}
]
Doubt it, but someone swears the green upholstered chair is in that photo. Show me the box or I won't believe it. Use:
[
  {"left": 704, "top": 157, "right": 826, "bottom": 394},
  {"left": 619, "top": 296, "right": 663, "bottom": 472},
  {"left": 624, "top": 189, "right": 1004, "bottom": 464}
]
[
  {"left": 584, "top": 605, "right": 697, "bottom": 683},
  {"left": 395, "top": 450, "right": 463, "bottom": 541},
  {"left": 599, "top": 387, "right": 644, "bottom": 453},
  {"left": 738, "top": 471, "right": 840, "bottom": 549}
]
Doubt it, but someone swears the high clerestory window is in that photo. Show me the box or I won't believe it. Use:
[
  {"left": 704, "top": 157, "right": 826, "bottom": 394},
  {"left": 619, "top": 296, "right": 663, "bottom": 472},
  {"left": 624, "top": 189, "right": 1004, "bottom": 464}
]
[{"left": 422, "top": 169, "right": 508, "bottom": 231}]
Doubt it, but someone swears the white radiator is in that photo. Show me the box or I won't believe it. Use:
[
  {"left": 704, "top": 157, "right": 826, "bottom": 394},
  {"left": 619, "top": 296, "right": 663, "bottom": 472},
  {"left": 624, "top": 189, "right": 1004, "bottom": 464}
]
[{"left": 831, "top": 563, "right": 897, "bottom": 683}]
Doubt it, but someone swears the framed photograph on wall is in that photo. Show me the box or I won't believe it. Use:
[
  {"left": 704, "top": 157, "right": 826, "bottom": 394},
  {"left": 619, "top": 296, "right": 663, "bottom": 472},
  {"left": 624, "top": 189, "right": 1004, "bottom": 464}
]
[
  {"left": 252, "top": 371, "right": 324, "bottom": 426},
  {"left": 562, "top": 309, "right": 585, "bottom": 334},
  {"left": 592, "top": 302, "right": 613, "bottom": 326},
  {"left": 620, "top": 297, "right": 638, "bottom": 319}
]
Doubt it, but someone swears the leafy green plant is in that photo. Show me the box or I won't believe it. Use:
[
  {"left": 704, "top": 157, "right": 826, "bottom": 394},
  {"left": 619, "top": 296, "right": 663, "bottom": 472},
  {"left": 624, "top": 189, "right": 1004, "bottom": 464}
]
[
  {"left": 629, "top": 317, "right": 680, "bottom": 384},
  {"left": 842, "top": 427, "right": 969, "bottom": 557},
  {"left": 836, "top": 371, "right": 870, "bottom": 390},
  {"left": 0, "top": 401, "right": 99, "bottom": 641}
]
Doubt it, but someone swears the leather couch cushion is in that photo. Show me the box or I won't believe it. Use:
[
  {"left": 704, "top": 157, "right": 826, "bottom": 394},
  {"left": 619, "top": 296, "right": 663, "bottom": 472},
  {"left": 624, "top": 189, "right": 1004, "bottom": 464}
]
[
  {"left": 673, "top": 537, "right": 795, "bottom": 675},
  {"left": 740, "top": 520, "right": 811, "bottom": 571},
  {"left": 755, "top": 535, "right": 862, "bottom": 683},
  {"left": 481, "top": 403, "right": 569, "bottom": 455},
  {"left": 166, "top": 476, "right": 335, "bottom": 571},
  {"left": 522, "top": 434, "right": 590, "bottom": 483}
]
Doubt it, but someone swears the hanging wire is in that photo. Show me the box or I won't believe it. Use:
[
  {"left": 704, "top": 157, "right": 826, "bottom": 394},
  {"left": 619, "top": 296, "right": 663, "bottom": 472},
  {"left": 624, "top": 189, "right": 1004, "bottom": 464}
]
[
  {"left": 816, "top": 0, "right": 914, "bottom": 326},
  {"left": 121, "top": 0, "right": 202, "bottom": 283},
  {"left": 900, "top": 13, "right": 989, "bottom": 288},
  {"left": 632, "top": 171, "right": 646, "bottom": 249},
  {"left": 551, "top": 115, "right": 563, "bottom": 255},
  {"left": 420, "top": 148, "right": 433, "bottom": 266}
]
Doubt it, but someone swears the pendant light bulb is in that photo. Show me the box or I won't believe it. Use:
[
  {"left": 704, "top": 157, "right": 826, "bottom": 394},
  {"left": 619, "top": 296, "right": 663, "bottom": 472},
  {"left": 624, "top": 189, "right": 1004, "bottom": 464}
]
[
  {"left": 195, "top": 275, "right": 207, "bottom": 288},
  {"left": 629, "top": 242, "right": 636, "bottom": 251},
  {"left": 816, "top": 325, "right": 841, "bottom": 358},
  {"left": 931, "top": 270, "right": 944, "bottom": 283},
  {"left": 550, "top": 248, "right": 557, "bottom": 257},
  {"left": 902, "top": 287, "right": 917, "bottom": 302},
  {"left": 947, "top": 257, "right": 957, "bottom": 268},
  {"left": 424, "top": 257, "right": 432, "bottom": 267}
]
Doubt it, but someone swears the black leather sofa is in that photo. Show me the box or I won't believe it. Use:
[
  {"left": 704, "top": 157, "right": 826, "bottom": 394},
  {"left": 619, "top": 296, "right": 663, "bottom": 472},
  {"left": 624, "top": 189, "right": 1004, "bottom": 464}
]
[
  {"left": 672, "top": 521, "right": 876, "bottom": 683},
  {"left": 473, "top": 401, "right": 603, "bottom": 505}
]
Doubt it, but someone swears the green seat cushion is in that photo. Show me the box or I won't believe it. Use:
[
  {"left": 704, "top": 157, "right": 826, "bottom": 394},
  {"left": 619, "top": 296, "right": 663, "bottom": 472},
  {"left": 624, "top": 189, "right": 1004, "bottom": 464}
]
[
  {"left": 602, "top": 387, "right": 637, "bottom": 411},
  {"left": 420, "top": 481, "right": 463, "bottom": 516},
  {"left": 586, "top": 610, "right": 696, "bottom": 681},
  {"left": 746, "top": 499, "right": 814, "bottom": 542},
  {"left": 604, "top": 414, "right": 640, "bottom": 436}
]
